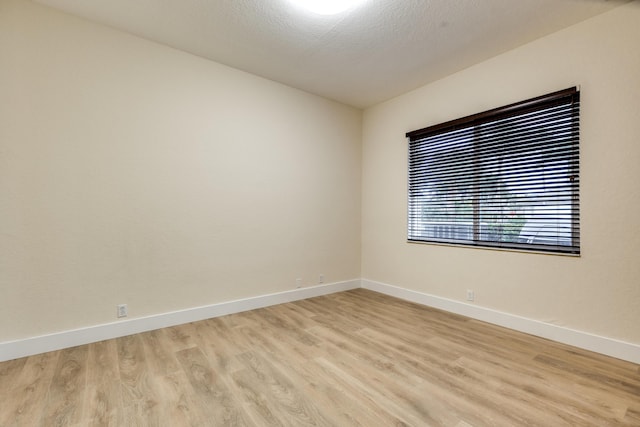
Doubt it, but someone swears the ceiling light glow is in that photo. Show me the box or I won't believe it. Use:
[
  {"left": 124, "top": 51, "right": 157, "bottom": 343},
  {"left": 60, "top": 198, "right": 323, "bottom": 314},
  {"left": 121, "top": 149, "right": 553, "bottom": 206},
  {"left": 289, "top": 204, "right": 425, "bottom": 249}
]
[{"left": 290, "top": 0, "right": 366, "bottom": 15}]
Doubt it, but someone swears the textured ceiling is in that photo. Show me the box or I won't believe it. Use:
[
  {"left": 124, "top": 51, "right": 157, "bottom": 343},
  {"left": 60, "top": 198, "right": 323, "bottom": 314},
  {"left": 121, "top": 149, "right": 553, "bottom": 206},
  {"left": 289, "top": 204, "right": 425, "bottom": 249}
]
[{"left": 32, "top": 0, "right": 628, "bottom": 108}]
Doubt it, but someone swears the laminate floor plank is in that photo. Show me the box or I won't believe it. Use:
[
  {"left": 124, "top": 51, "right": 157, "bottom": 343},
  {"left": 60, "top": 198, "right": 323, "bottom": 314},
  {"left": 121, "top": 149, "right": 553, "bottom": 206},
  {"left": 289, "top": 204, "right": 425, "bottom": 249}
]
[
  {"left": 313, "top": 356, "right": 453, "bottom": 426},
  {"left": 311, "top": 325, "right": 514, "bottom": 426},
  {"left": 230, "top": 320, "right": 404, "bottom": 425},
  {"left": 308, "top": 311, "right": 364, "bottom": 334},
  {"left": 241, "top": 308, "right": 324, "bottom": 361},
  {"left": 428, "top": 335, "right": 629, "bottom": 422},
  {"left": 1, "top": 288, "right": 639, "bottom": 426},
  {"left": 139, "top": 329, "right": 207, "bottom": 427},
  {"left": 281, "top": 300, "right": 321, "bottom": 320},
  {"left": 237, "top": 313, "right": 418, "bottom": 425},
  {"left": 0, "top": 351, "right": 60, "bottom": 427},
  {"left": 117, "top": 334, "right": 163, "bottom": 426},
  {"left": 290, "top": 297, "right": 338, "bottom": 317},
  {"left": 140, "top": 329, "right": 181, "bottom": 376},
  {"left": 41, "top": 345, "right": 89, "bottom": 427},
  {"left": 83, "top": 340, "right": 121, "bottom": 427},
  {"left": 182, "top": 321, "right": 256, "bottom": 426},
  {"left": 262, "top": 305, "right": 318, "bottom": 338},
  {"left": 313, "top": 322, "right": 486, "bottom": 426},
  {"left": 233, "top": 350, "right": 335, "bottom": 427},
  {"left": 150, "top": 370, "right": 206, "bottom": 427},
  {"left": 341, "top": 292, "right": 546, "bottom": 361},
  {"left": 292, "top": 356, "right": 413, "bottom": 426},
  {"left": 175, "top": 346, "right": 248, "bottom": 426},
  {"left": 339, "top": 297, "right": 542, "bottom": 365},
  {"left": 196, "top": 317, "right": 254, "bottom": 374},
  {"left": 163, "top": 324, "right": 198, "bottom": 353},
  {"left": 533, "top": 353, "right": 640, "bottom": 400},
  {"left": 352, "top": 328, "right": 519, "bottom": 425},
  {"left": 0, "top": 357, "right": 27, "bottom": 405},
  {"left": 285, "top": 354, "right": 410, "bottom": 426},
  {"left": 625, "top": 405, "right": 640, "bottom": 424}
]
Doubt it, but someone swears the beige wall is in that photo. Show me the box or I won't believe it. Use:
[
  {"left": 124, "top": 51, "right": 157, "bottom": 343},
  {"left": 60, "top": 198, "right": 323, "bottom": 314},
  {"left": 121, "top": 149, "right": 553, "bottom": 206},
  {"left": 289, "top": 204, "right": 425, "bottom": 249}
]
[
  {"left": 362, "top": 3, "right": 640, "bottom": 344},
  {"left": 2, "top": 0, "right": 638, "bottom": 349},
  {"left": 0, "top": 0, "right": 362, "bottom": 341}
]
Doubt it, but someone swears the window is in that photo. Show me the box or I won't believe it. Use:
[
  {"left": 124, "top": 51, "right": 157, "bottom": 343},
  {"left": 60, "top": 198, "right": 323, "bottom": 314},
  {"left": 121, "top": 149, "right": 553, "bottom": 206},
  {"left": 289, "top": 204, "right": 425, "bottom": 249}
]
[{"left": 406, "top": 87, "right": 580, "bottom": 255}]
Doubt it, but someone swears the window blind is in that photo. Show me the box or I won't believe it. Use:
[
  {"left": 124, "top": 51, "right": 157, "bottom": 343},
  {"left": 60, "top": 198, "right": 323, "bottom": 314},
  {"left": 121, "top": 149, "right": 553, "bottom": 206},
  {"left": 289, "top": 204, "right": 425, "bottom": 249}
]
[{"left": 406, "top": 87, "right": 580, "bottom": 255}]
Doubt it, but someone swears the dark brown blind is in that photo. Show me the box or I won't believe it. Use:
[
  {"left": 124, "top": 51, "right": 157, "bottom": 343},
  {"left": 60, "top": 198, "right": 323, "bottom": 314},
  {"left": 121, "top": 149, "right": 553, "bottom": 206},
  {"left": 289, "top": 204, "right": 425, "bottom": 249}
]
[{"left": 406, "top": 87, "right": 580, "bottom": 255}]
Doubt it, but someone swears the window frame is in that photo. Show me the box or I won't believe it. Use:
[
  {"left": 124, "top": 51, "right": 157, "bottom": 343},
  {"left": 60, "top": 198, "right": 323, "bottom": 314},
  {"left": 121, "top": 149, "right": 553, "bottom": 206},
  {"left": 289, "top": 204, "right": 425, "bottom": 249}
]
[{"left": 406, "top": 87, "right": 580, "bottom": 256}]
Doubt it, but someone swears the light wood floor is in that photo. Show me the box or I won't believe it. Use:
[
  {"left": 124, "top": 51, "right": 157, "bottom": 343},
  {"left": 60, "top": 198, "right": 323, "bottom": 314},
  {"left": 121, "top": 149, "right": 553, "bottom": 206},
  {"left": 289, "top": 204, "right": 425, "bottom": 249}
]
[{"left": 1, "top": 289, "right": 639, "bottom": 426}]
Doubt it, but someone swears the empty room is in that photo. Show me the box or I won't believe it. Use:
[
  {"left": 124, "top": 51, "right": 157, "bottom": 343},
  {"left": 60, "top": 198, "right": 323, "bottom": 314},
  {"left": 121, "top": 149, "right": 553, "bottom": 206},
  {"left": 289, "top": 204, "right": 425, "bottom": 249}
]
[{"left": 1, "top": 0, "right": 639, "bottom": 425}]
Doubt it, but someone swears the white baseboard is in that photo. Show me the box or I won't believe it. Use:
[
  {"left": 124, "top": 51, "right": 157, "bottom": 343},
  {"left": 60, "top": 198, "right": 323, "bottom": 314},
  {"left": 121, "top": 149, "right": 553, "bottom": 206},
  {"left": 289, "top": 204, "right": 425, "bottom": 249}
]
[
  {"left": 0, "top": 279, "right": 360, "bottom": 363},
  {"left": 3, "top": 278, "right": 639, "bottom": 365},
  {"left": 362, "top": 278, "right": 640, "bottom": 364}
]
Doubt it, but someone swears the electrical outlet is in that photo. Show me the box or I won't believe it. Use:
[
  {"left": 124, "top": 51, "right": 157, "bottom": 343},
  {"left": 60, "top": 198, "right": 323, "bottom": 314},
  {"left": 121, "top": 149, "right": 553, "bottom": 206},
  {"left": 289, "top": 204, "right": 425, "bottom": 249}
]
[
  {"left": 296, "top": 278, "right": 302, "bottom": 288},
  {"left": 466, "top": 290, "right": 475, "bottom": 302},
  {"left": 117, "top": 304, "right": 128, "bottom": 318},
  {"left": 319, "top": 274, "right": 324, "bottom": 284}
]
